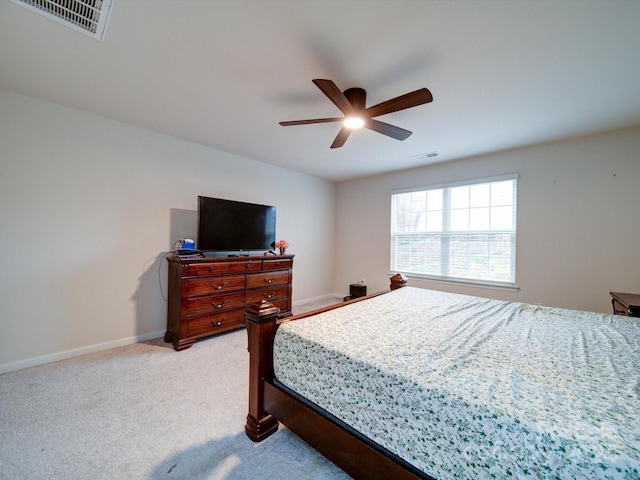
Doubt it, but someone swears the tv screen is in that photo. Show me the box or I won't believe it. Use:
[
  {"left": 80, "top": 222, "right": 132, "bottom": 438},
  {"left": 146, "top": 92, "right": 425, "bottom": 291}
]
[{"left": 197, "top": 196, "right": 276, "bottom": 254}]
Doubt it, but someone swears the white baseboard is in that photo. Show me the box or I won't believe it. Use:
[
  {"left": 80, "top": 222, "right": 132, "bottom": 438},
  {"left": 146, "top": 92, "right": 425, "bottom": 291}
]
[
  {"left": 1, "top": 295, "right": 348, "bottom": 374},
  {"left": 0, "top": 330, "right": 166, "bottom": 375}
]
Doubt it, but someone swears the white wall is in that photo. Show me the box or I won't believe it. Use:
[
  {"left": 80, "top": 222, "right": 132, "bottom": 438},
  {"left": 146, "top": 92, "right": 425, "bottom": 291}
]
[
  {"left": 335, "top": 127, "right": 640, "bottom": 313},
  {"left": 0, "top": 89, "right": 336, "bottom": 372}
]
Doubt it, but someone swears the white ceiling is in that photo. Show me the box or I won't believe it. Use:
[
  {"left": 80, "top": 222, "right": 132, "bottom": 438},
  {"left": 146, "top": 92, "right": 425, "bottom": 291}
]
[{"left": 1, "top": 1, "right": 639, "bottom": 182}]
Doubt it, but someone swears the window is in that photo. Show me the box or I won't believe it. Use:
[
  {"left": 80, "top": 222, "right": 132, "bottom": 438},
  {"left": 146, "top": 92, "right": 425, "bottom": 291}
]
[{"left": 390, "top": 175, "right": 517, "bottom": 288}]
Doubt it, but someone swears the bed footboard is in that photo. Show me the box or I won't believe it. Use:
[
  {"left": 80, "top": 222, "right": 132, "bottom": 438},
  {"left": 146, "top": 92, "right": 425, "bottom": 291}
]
[
  {"left": 244, "top": 274, "right": 414, "bottom": 477},
  {"left": 245, "top": 274, "right": 408, "bottom": 442},
  {"left": 244, "top": 300, "right": 280, "bottom": 441}
]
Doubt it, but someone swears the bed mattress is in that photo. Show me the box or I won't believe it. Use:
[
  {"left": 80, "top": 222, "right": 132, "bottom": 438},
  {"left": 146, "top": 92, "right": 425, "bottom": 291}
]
[{"left": 273, "top": 287, "right": 640, "bottom": 479}]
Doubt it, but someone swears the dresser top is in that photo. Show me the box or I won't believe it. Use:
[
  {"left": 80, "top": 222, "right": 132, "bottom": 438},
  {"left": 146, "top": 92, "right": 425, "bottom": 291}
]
[
  {"left": 167, "top": 253, "right": 294, "bottom": 264},
  {"left": 610, "top": 291, "right": 640, "bottom": 308}
]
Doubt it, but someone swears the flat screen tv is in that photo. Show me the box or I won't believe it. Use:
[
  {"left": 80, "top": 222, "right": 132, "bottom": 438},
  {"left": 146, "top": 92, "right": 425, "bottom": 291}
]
[{"left": 197, "top": 196, "right": 276, "bottom": 255}]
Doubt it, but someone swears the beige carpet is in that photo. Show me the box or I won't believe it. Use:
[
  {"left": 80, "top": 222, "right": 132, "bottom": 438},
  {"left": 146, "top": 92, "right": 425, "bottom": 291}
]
[{"left": 0, "top": 304, "right": 349, "bottom": 480}]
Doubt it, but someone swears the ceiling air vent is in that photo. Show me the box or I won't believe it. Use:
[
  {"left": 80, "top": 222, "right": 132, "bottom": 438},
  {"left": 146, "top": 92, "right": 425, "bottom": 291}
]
[
  {"left": 12, "top": 0, "right": 114, "bottom": 41},
  {"left": 413, "top": 151, "right": 439, "bottom": 161}
]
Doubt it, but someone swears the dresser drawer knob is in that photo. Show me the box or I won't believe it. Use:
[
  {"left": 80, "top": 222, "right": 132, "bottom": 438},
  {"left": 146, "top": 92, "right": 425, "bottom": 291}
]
[
  {"left": 263, "top": 291, "right": 275, "bottom": 299},
  {"left": 209, "top": 266, "right": 216, "bottom": 271},
  {"left": 211, "top": 317, "right": 227, "bottom": 326},
  {"left": 211, "top": 300, "right": 227, "bottom": 309},
  {"left": 264, "top": 278, "right": 274, "bottom": 284},
  {"left": 211, "top": 281, "right": 228, "bottom": 290}
]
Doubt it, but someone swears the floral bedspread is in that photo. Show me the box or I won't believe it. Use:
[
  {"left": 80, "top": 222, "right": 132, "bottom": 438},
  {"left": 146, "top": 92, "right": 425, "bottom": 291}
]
[{"left": 273, "top": 287, "right": 640, "bottom": 479}]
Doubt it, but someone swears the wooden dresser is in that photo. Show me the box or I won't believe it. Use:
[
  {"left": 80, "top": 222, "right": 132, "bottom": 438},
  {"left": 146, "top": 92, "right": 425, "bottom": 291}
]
[{"left": 165, "top": 254, "right": 294, "bottom": 350}]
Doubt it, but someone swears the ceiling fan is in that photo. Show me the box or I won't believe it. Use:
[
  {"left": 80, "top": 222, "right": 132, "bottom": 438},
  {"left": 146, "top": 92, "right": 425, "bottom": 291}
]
[{"left": 279, "top": 79, "right": 433, "bottom": 149}]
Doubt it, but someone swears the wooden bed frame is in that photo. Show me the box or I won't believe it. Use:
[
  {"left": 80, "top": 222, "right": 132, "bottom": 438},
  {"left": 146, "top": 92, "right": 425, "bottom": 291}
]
[{"left": 244, "top": 273, "right": 434, "bottom": 480}]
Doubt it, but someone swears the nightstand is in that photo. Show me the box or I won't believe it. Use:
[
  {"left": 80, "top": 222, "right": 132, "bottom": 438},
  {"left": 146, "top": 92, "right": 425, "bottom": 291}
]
[
  {"left": 610, "top": 292, "right": 640, "bottom": 317},
  {"left": 343, "top": 283, "right": 367, "bottom": 301}
]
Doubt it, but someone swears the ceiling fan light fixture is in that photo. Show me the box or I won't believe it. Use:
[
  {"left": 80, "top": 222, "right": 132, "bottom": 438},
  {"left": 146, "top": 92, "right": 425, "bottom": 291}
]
[
  {"left": 279, "top": 79, "right": 433, "bottom": 148},
  {"left": 344, "top": 116, "right": 365, "bottom": 129}
]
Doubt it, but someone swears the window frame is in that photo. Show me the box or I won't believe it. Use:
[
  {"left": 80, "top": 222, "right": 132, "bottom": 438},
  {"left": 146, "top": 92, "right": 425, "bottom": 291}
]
[{"left": 390, "top": 174, "right": 519, "bottom": 290}]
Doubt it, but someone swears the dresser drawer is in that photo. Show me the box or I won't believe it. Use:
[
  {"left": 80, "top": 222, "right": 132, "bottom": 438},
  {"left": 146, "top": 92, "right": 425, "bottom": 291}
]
[
  {"left": 186, "top": 309, "right": 245, "bottom": 336},
  {"left": 187, "top": 275, "right": 246, "bottom": 297},
  {"left": 246, "top": 271, "right": 289, "bottom": 288},
  {"left": 187, "top": 261, "right": 262, "bottom": 277},
  {"left": 187, "top": 292, "right": 246, "bottom": 317},
  {"left": 246, "top": 285, "right": 289, "bottom": 304},
  {"left": 263, "top": 258, "right": 293, "bottom": 271}
]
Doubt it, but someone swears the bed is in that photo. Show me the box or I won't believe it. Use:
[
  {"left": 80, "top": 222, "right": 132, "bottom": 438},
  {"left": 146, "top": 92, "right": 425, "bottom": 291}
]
[{"left": 244, "top": 275, "right": 640, "bottom": 479}]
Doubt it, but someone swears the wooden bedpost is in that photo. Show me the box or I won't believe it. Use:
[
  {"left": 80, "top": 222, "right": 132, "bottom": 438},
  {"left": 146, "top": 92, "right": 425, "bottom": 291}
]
[
  {"left": 244, "top": 300, "right": 281, "bottom": 442},
  {"left": 390, "top": 273, "right": 408, "bottom": 290}
]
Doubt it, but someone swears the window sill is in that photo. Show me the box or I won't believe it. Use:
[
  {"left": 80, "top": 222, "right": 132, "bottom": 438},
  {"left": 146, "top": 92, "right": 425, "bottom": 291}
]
[{"left": 395, "top": 273, "right": 520, "bottom": 292}]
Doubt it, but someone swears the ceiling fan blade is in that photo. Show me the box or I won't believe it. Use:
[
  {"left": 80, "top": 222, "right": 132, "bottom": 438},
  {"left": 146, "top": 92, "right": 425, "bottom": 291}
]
[
  {"left": 330, "top": 127, "right": 351, "bottom": 149},
  {"left": 364, "top": 88, "right": 433, "bottom": 118},
  {"left": 280, "top": 117, "right": 343, "bottom": 126},
  {"left": 312, "top": 79, "right": 355, "bottom": 115},
  {"left": 365, "top": 118, "right": 412, "bottom": 141}
]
